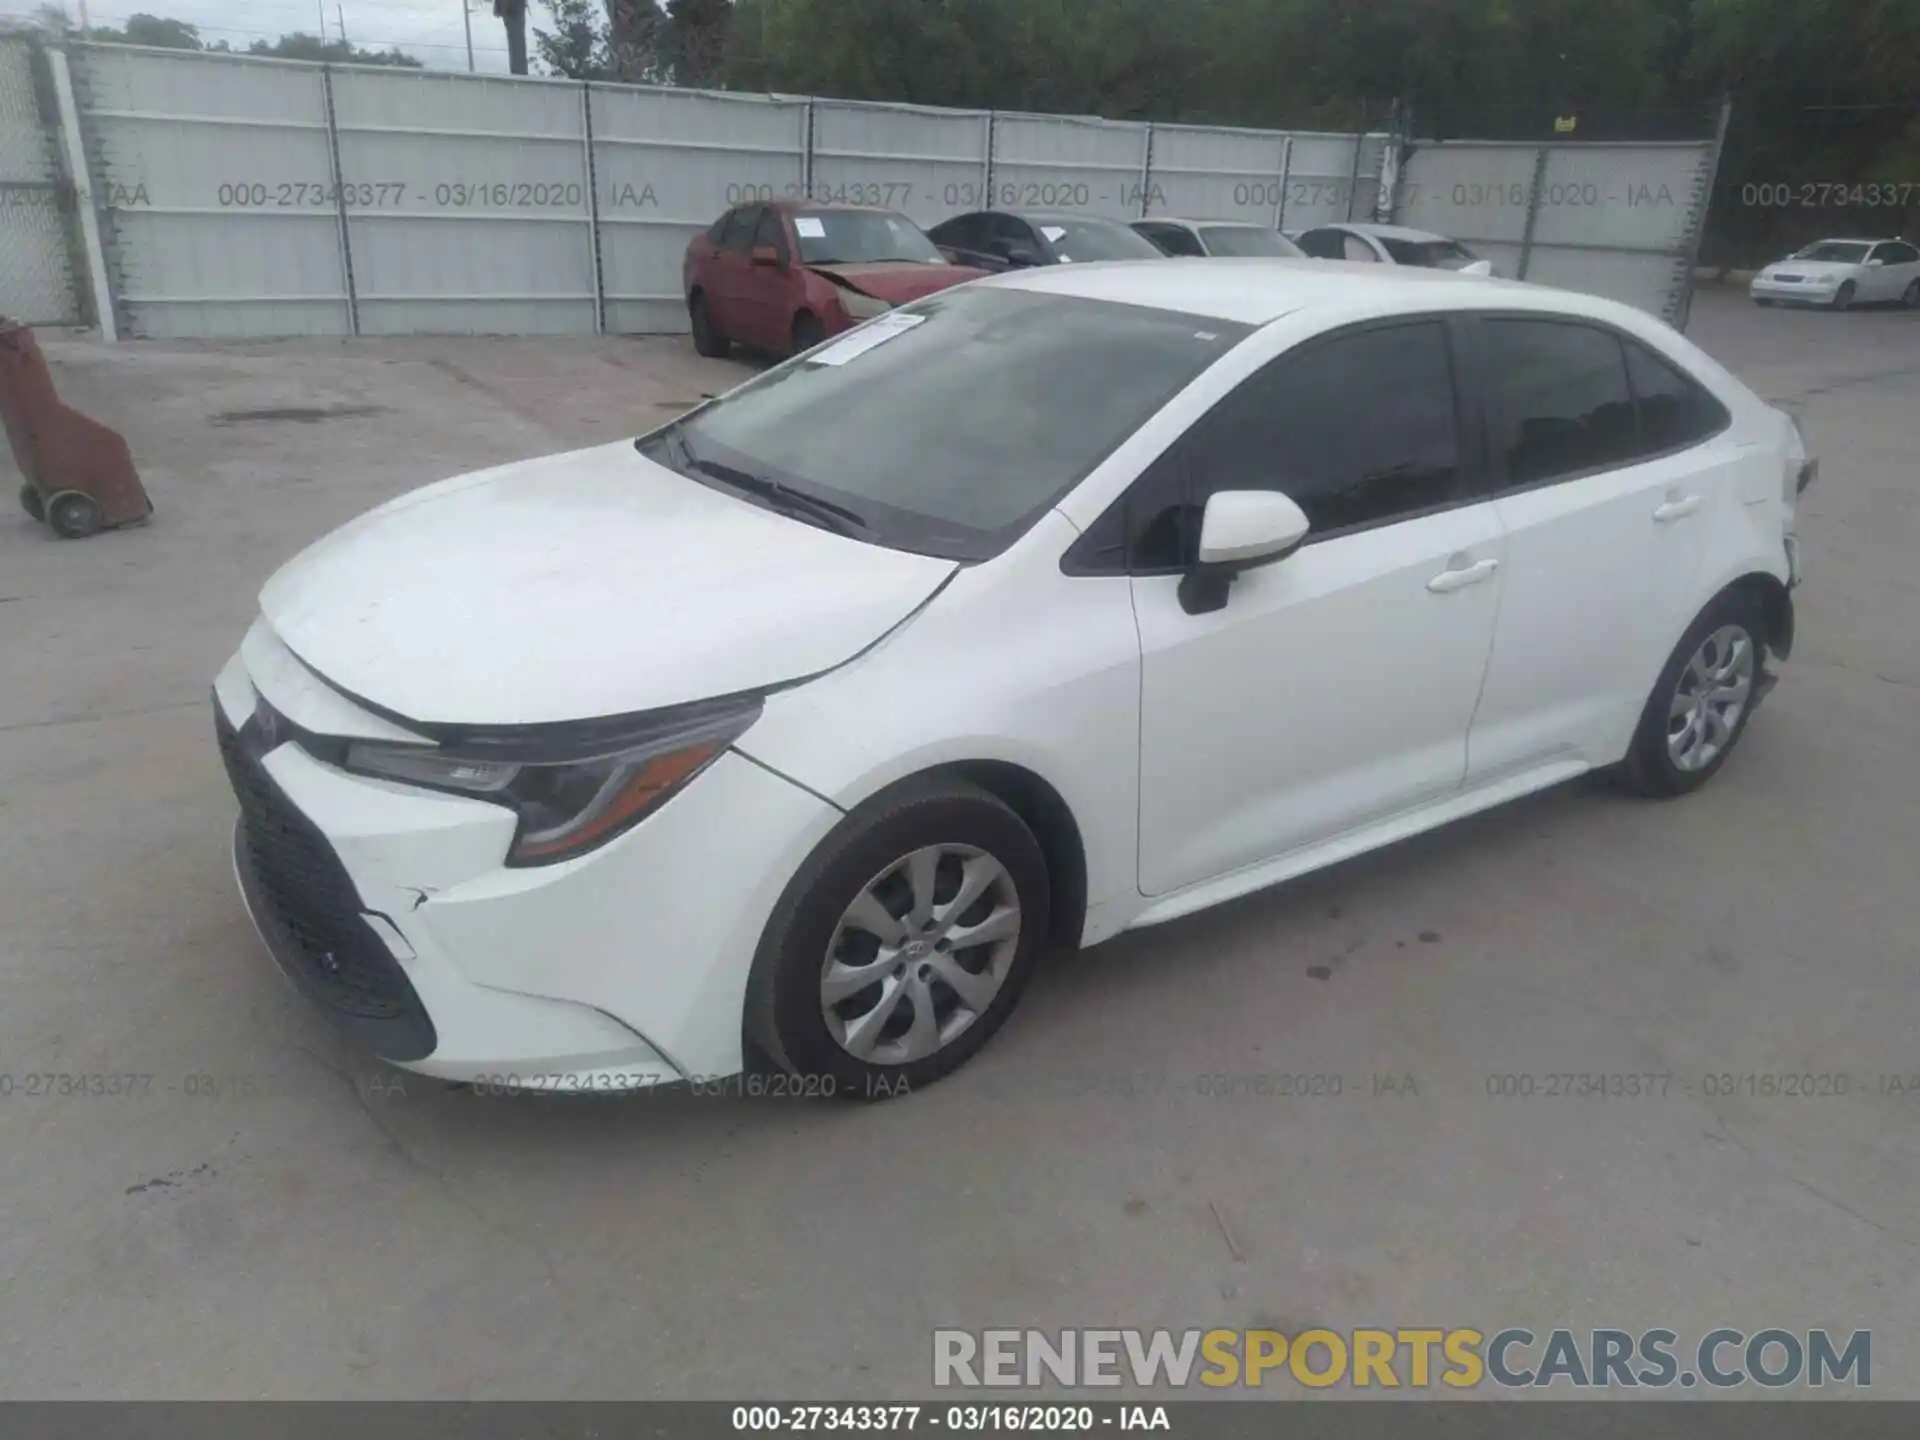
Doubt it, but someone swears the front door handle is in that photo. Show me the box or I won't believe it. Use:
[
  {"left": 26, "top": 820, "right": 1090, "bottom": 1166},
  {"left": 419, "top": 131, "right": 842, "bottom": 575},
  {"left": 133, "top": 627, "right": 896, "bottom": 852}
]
[
  {"left": 1653, "top": 493, "right": 1702, "bottom": 523},
  {"left": 1426, "top": 557, "right": 1499, "bottom": 593}
]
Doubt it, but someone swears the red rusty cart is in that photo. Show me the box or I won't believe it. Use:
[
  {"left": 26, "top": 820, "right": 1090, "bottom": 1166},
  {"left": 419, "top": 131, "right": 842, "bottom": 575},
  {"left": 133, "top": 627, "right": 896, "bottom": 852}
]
[{"left": 1, "top": 318, "right": 151, "bottom": 539}]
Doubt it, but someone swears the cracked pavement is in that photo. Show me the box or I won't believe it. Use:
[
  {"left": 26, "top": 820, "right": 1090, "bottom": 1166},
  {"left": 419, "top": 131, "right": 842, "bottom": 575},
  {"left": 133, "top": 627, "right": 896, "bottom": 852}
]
[{"left": 0, "top": 290, "right": 1916, "bottom": 1398}]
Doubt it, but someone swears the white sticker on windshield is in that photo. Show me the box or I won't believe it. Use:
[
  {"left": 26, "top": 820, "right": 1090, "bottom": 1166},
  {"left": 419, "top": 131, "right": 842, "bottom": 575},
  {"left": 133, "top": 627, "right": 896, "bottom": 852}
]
[
  {"left": 1041, "top": 225, "right": 1067, "bottom": 241},
  {"left": 794, "top": 216, "right": 827, "bottom": 238},
  {"left": 806, "top": 312, "right": 926, "bottom": 366}
]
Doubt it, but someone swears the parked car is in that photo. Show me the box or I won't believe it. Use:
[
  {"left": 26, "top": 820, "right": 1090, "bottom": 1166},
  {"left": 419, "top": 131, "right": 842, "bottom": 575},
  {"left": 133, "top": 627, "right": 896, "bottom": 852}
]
[
  {"left": 683, "top": 200, "right": 988, "bottom": 358},
  {"left": 1131, "top": 217, "right": 1307, "bottom": 258},
  {"left": 1294, "top": 221, "right": 1495, "bottom": 275},
  {"left": 1749, "top": 238, "right": 1920, "bottom": 310},
  {"left": 216, "top": 260, "right": 1808, "bottom": 1100},
  {"left": 927, "top": 210, "right": 1165, "bottom": 270}
]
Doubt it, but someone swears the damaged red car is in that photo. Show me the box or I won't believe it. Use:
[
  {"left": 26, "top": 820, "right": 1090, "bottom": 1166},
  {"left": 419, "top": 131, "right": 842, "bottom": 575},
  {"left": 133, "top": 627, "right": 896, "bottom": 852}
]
[{"left": 683, "top": 200, "right": 990, "bottom": 359}]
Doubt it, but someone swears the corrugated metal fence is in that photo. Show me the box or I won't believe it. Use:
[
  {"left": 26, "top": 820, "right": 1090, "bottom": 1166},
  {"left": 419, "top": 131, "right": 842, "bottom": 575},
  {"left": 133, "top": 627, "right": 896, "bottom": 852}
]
[
  {"left": 0, "top": 34, "right": 1725, "bottom": 340},
  {"left": 56, "top": 40, "right": 1393, "bottom": 340}
]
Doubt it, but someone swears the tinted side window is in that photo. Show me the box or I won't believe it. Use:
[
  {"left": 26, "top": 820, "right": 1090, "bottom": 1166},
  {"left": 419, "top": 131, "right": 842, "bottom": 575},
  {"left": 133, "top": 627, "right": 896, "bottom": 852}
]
[
  {"left": 706, "top": 211, "right": 733, "bottom": 244},
  {"left": 1882, "top": 241, "right": 1919, "bottom": 264},
  {"left": 1155, "top": 225, "right": 1206, "bottom": 257},
  {"left": 1128, "top": 321, "right": 1461, "bottom": 568},
  {"left": 752, "top": 207, "right": 788, "bottom": 258},
  {"left": 1480, "top": 319, "right": 1638, "bottom": 486},
  {"left": 1296, "top": 228, "right": 1344, "bottom": 259},
  {"left": 719, "top": 206, "right": 758, "bottom": 252},
  {"left": 1341, "top": 233, "right": 1380, "bottom": 263},
  {"left": 937, "top": 213, "right": 986, "bottom": 251},
  {"left": 1622, "top": 338, "right": 1729, "bottom": 455}
]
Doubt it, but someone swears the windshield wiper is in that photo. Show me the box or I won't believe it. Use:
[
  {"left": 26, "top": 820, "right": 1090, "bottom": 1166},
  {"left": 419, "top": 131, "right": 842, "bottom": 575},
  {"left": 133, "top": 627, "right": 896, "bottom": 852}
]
[{"left": 686, "top": 452, "right": 872, "bottom": 538}]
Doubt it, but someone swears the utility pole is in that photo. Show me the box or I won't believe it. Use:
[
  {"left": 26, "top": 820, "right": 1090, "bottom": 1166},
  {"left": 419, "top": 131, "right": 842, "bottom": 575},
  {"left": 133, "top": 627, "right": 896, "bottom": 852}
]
[
  {"left": 317, "top": 0, "right": 327, "bottom": 39},
  {"left": 462, "top": 0, "right": 475, "bottom": 71},
  {"left": 76, "top": 0, "right": 89, "bottom": 35},
  {"left": 337, "top": 5, "right": 347, "bottom": 43}
]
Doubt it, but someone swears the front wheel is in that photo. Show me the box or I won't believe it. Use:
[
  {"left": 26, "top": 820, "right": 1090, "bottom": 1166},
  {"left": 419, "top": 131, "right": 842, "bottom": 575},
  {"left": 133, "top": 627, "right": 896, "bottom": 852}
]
[
  {"left": 1617, "top": 591, "right": 1767, "bottom": 798},
  {"left": 688, "top": 291, "right": 730, "bottom": 358},
  {"left": 746, "top": 777, "right": 1051, "bottom": 1098},
  {"left": 1832, "top": 281, "right": 1856, "bottom": 312},
  {"left": 1903, "top": 279, "right": 1920, "bottom": 310},
  {"left": 45, "top": 489, "right": 104, "bottom": 539},
  {"left": 791, "top": 313, "right": 825, "bottom": 358}
]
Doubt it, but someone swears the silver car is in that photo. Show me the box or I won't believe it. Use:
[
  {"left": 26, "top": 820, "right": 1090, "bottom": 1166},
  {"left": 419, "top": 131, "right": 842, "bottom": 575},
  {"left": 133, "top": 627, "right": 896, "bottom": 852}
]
[
  {"left": 1130, "top": 217, "right": 1306, "bottom": 259},
  {"left": 1749, "top": 238, "right": 1920, "bottom": 310}
]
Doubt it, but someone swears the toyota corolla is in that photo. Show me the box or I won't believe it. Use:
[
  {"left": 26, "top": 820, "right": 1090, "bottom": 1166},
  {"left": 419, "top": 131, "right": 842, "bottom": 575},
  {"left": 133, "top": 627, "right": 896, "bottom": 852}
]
[{"left": 215, "top": 261, "right": 1809, "bottom": 1098}]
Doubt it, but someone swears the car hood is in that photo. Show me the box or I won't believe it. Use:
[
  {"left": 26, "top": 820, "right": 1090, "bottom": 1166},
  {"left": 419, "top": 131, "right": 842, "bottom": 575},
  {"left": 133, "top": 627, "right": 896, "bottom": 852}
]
[
  {"left": 1766, "top": 260, "right": 1859, "bottom": 278},
  {"left": 259, "top": 441, "right": 957, "bottom": 728},
  {"left": 807, "top": 261, "right": 989, "bottom": 303}
]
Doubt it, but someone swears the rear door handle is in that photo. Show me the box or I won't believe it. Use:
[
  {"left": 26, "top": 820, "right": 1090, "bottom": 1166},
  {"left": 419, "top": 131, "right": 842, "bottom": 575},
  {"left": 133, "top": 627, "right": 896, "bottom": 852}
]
[
  {"left": 1426, "top": 557, "right": 1499, "bottom": 593},
  {"left": 1653, "top": 494, "right": 1702, "bottom": 523}
]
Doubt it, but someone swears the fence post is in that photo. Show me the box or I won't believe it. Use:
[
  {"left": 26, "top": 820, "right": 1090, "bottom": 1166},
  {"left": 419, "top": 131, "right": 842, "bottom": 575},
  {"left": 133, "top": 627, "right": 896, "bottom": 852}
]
[
  {"left": 801, "top": 97, "right": 815, "bottom": 199},
  {"left": 581, "top": 81, "right": 605, "bottom": 336},
  {"left": 1515, "top": 145, "right": 1549, "bottom": 281},
  {"left": 46, "top": 44, "right": 115, "bottom": 342},
  {"left": 1672, "top": 96, "right": 1734, "bottom": 330},
  {"left": 1374, "top": 97, "right": 1403, "bottom": 223},
  {"left": 1273, "top": 135, "right": 1294, "bottom": 230},
  {"left": 320, "top": 65, "right": 359, "bottom": 337},
  {"left": 1342, "top": 106, "right": 1366, "bottom": 220},
  {"left": 982, "top": 110, "right": 996, "bottom": 205},
  {"left": 1137, "top": 121, "right": 1155, "bottom": 217}
]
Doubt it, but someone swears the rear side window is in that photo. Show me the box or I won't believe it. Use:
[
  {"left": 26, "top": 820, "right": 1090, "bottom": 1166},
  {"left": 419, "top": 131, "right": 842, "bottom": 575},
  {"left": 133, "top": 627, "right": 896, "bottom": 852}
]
[
  {"left": 1296, "top": 228, "right": 1344, "bottom": 259},
  {"left": 718, "top": 206, "right": 757, "bottom": 252},
  {"left": 1622, "top": 338, "right": 1729, "bottom": 454},
  {"left": 1878, "top": 241, "right": 1918, "bottom": 264},
  {"left": 1141, "top": 223, "right": 1205, "bottom": 257},
  {"left": 1479, "top": 319, "right": 1638, "bottom": 486},
  {"left": 1127, "top": 320, "right": 1461, "bottom": 568},
  {"left": 752, "top": 207, "right": 788, "bottom": 259}
]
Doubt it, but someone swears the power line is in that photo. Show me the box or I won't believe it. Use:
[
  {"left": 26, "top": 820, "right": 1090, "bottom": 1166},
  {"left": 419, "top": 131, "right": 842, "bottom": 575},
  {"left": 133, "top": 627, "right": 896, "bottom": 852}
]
[{"left": 0, "top": 3, "right": 513, "bottom": 55}]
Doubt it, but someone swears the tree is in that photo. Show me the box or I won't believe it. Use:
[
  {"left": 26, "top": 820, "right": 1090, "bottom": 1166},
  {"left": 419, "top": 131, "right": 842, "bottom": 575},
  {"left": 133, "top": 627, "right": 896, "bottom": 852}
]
[
  {"left": 86, "top": 12, "right": 211, "bottom": 49},
  {"left": 495, "top": 0, "right": 530, "bottom": 74},
  {"left": 536, "top": 0, "right": 614, "bottom": 77},
  {"left": 249, "top": 33, "right": 424, "bottom": 67},
  {"left": 661, "top": 0, "right": 732, "bottom": 88},
  {"left": 606, "top": 0, "right": 669, "bottom": 82}
]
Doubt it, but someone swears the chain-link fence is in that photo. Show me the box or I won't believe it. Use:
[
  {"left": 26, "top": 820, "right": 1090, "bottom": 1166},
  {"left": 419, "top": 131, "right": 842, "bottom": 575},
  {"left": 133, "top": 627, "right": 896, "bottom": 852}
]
[{"left": 0, "top": 32, "right": 83, "bottom": 325}]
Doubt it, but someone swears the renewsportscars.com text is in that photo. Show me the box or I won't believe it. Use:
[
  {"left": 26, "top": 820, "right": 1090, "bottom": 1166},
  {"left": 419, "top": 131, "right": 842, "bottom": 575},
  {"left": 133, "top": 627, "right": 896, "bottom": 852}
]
[{"left": 933, "top": 1327, "right": 1871, "bottom": 1390}]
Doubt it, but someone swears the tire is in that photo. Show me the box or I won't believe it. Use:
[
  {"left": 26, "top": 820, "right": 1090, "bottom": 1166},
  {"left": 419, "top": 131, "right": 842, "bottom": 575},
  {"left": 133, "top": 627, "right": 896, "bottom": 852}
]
[
  {"left": 1903, "top": 280, "right": 1920, "bottom": 310},
  {"left": 688, "top": 291, "right": 730, "bottom": 359},
  {"left": 1616, "top": 589, "right": 1768, "bottom": 798},
  {"left": 45, "top": 489, "right": 104, "bottom": 539},
  {"left": 746, "top": 776, "right": 1051, "bottom": 1100},
  {"left": 18, "top": 483, "right": 43, "bottom": 522},
  {"left": 1832, "top": 281, "right": 1856, "bottom": 312},
  {"left": 791, "top": 312, "right": 825, "bottom": 358}
]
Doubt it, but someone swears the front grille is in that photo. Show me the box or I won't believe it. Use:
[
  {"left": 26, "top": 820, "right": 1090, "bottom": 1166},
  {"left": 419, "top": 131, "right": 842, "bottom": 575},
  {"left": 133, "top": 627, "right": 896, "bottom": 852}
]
[{"left": 218, "top": 707, "right": 434, "bottom": 1054}]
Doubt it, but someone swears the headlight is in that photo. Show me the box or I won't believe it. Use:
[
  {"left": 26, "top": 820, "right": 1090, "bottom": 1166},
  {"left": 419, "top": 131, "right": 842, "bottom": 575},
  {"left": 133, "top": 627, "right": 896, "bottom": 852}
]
[
  {"left": 343, "top": 697, "right": 762, "bottom": 866},
  {"left": 839, "top": 289, "right": 893, "bottom": 320}
]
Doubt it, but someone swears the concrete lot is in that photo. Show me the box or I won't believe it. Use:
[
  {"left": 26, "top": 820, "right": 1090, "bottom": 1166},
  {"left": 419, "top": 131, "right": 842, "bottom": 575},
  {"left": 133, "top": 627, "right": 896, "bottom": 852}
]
[{"left": 1, "top": 289, "right": 1917, "bottom": 1400}]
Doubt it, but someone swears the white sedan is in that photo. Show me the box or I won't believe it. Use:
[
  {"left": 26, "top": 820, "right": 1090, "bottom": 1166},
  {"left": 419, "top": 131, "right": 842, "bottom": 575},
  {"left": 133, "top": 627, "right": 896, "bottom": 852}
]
[
  {"left": 1293, "top": 221, "right": 1496, "bottom": 275},
  {"left": 1131, "top": 217, "right": 1306, "bottom": 258},
  {"left": 215, "top": 260, "right": 1808, "bottom": 1098},
  {"left": 1749, "top": 238, "right": 1920, "bottom": 310}
]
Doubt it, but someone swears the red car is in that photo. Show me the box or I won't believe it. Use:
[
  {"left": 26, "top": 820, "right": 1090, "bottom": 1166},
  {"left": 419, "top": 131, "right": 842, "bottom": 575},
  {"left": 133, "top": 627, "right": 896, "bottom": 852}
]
[{"left": 683, "top": 200, "right": 990, "bottom": 359}]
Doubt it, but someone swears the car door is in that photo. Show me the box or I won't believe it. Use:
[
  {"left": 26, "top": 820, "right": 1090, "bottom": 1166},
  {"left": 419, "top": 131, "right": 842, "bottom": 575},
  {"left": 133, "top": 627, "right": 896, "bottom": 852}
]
[
  {"left": 1460, "top": 315, "right": 1728, "bottom": 783},
  {"left": 735, "top": 205, "right": 797, "bottom": 348},
  {"left": 704, "top": 205, "right": 759, "bottom": 336},
  {"left": 930, "top": 213, "right": 999, "bottom": 270},
  {"left": 1295, "top": 227, "right": 1347, "bottom": 260},
  {"left": 1128, "top": 318, "right": 1505, "bottom": 897},
  {"left": 1869, "top": 240, "right": 1920, "bottom": 302}
]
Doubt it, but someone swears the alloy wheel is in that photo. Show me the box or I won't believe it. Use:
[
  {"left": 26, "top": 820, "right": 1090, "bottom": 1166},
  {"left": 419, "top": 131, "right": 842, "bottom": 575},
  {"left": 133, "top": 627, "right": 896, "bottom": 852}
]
[
  {"left": 1667, "top": 625, "right": 1755, "bottom": 772},
  {"left": 820, "top": 844, "right": 1022, "bottom": 1065}
]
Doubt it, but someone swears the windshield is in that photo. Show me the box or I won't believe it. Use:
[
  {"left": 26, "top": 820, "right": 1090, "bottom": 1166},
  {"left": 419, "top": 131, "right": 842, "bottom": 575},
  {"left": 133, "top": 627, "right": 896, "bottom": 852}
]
[
  {"left": 1379, "top": 236, "right": 1480, "bottom": 269},
  {"left": 641, "top": 286, "right": 1250, "bottom": 561},
  {"left": 1034, "top": 218, "right": 1166, "bottom": 262},
  {"left": 1198, "top": 226, "right": 1302, "bottom": 258},
  {"left": 1792, "top": 241, "right": 1870, "bottom": 264},
  {"left": 794, "top": 210, "right": 946, "bottom": 266}
]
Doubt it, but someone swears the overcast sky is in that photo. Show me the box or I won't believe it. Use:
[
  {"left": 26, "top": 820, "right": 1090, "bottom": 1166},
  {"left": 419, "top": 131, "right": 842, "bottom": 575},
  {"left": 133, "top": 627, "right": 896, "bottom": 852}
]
[{"left": 6, "top": 0, "right": 529, "bottom": 71}]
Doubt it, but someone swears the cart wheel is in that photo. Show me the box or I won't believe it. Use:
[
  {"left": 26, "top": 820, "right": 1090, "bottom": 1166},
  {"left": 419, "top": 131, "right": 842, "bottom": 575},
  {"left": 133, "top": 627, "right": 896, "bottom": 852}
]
[
  {"left": 18, "top": 483, "right": 43, "bottom": 522},
  {"left": 45, "top": 489, "right": 104, "bottom": 539}
]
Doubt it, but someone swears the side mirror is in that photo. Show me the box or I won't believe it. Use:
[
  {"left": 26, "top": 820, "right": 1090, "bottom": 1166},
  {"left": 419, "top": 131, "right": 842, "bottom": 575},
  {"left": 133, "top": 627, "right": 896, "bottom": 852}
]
[
  {"left": 750, "top": 245, "right": 785, "bottom": 269},
  {"left": 1866, "top": 257, "right": 1886, "bottom": 268},
  {"left": 1177, "top": 491, "right": 1311, "bottom": 616},
  {"left": 1461, "top": 259, "right": 1494, "bottom": 277}
]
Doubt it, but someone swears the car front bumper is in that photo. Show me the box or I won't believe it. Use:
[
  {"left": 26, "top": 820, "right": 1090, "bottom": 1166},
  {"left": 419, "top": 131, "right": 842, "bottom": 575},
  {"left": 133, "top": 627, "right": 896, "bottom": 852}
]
[
  {"left": 215, "top": 633, "right": 841, "bottom": 1089},
  {"left": 1750, "top": 276, "right": 1842, "bottom": 305}
]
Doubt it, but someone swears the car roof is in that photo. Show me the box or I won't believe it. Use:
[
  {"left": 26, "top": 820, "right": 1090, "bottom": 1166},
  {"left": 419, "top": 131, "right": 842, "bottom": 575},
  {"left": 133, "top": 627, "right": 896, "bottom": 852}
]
[
  {"left": 1803, "top": 237, "right": 1896, "bottom": 246},
  {"left": 766, "top": 199, "right": 898, "bottom": 215},
  {"left": 1309, "top": 221, "right": 1455, "bottom": 243},
  {"left": 1006, "top": 210, "right": 1135, "bottom": 226},
  {"left": 982, "top": 256, "right": 1635, "bottom": 327},
  {"left": 1136, "top": 217, "right": 1271, "bottom": 230}
]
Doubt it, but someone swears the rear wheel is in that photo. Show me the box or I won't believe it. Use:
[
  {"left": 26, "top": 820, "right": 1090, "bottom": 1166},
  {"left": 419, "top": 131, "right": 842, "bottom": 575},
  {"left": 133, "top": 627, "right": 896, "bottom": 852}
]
[
  {"left": 747, "top": 776, "right": 1050, "bottom": 1099},
  {"left": 688, "top": 291, "right": 729, "bottom": 358},
  {"left": 18, "top": 483, "right": 43, "bottom": 522},
  {"left": 45, "top": 489, "right": 104, "bottom": 539},
  {"left": 1617, "top": 590, "right": 1767, "bottom": 798},
  {"left": 1903, "top": 279, "right": 1920, "bottom": 310},
  {"left": 1833, "top": 281, "right": 1856, "bottom": 312},
  {"left": 791, "top": 312, "right": 825, "bottom": 357}
]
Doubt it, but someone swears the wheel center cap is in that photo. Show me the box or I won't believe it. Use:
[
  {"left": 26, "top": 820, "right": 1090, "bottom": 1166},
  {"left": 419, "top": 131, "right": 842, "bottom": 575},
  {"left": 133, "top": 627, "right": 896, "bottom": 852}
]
[{"left": 904, "top": 939, "right": 929, "bottom": 958}]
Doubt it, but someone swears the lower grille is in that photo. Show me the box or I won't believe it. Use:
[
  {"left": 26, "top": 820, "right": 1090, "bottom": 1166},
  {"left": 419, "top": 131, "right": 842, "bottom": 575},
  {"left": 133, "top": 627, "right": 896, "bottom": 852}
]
[{"left": 218, "top": 705, "right": 436, "bottom": 1058}]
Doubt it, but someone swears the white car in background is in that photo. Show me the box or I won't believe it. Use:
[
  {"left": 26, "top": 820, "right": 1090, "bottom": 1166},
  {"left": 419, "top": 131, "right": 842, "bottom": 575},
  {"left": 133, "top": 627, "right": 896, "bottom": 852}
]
[
  {"left": 1293, "top": 221, "right": 1496, "bottom": 275},
  {"left": 1130, "top": 217, "right": 1307, "bottom": 259},
  {"left": 1749, "top": 238, "right": 1920, "bottom": 310},
  {"left": 215, "top": 261, "right": 1808, "bottom": 1100}
]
